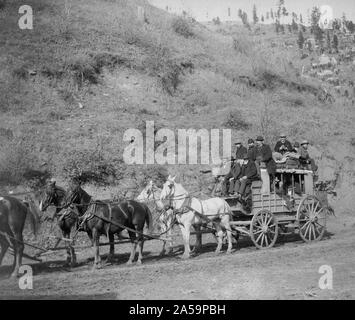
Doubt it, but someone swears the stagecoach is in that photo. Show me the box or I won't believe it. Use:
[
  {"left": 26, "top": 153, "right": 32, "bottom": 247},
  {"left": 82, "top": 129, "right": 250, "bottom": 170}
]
[{"left": 211, "top": 162, "right": 330, "bottom": 249}]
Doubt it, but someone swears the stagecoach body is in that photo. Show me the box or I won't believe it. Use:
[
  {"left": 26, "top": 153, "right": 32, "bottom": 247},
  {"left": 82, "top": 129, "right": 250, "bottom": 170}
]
[{"left": 219, "top": 167, "right": 328, "bottom": 249}]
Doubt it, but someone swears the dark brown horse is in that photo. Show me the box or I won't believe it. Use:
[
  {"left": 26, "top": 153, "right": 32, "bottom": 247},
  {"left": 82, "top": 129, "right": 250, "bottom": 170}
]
[
  {"left": 0, "top": 195, "right": 40, "bottom": 277},
  {"left": 64, "top": 183, "right": 153, "bottom": 269},
  {"left": 39, "top": 184, "right": 78, "bottom": 267}
]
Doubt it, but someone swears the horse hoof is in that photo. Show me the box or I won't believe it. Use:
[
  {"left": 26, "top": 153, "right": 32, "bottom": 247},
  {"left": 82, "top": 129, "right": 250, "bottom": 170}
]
[
  {"left": 92, "top": 263, "right": 102, "bottom": 270},
  {"left": 10, "top": 272, "right": 18, "bottom": 279},
  {"left": 226, "top": 250, "right": 232, "bottom": 255},
  {"left": 126, "top": 261, "right": 133, "bottom": 266},
  {"left": 192, "top": 247, "right": 201, "bottom": 253},
  {"left": 214, "top": 251, "right": 221, "bottom": 256},
  {"left": 159, "top": 251, "right": 166, "bottom": 257},
  {"left": 136, "top": 260, "right": 142, "bottom": 265},
  {"left": 165, "top": 249, "right": 173, "bottom": 256},
  {"left": 181, "top": 254, "right": 190, "bottom": 260}
]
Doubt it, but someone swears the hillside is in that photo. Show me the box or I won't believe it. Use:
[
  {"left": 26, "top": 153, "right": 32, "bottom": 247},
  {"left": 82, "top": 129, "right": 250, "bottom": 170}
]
[{"left": 0, "top": 0, "right": 354, "bottom": 215}]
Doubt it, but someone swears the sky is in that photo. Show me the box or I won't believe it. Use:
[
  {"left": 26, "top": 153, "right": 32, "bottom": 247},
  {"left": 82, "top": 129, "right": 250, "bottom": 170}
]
[{"left": 148, "top": 0, "right": 355, "bottom": 22}]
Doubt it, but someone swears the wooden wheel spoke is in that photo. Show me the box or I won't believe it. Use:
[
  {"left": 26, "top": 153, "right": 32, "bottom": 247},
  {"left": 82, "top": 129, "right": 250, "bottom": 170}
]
[
  {"left": 253, "top": 229, "right": 263, "bottom": 236},
  {"left": 314, "top": 206, "right": 324, "bottom": 217},
  {"left": 260, "top": 234, "right": 265, "bottom": 246},
  {"left": 305, "top": 221, "right": 312, "bottom": 237},
  {"left": 300, "top": 220, "right": 310, "bottom": 230},
  {"left": 265, "top": 216, "right": 273, "bottom": 226},
  {"left": 308, "top": 223, "right": 314, "bottom": 241},
  {"left": 315, "top": 221, "right": 325, "bottom": 229},
  {"left": 311, "top": 223, "right": 316, "bottom": 240},
  {"left": 264, "top": 234, "right": 269, "bottom": 246},
  {"left": 256, "top": 232, "right": 263, "bottom": 244}
]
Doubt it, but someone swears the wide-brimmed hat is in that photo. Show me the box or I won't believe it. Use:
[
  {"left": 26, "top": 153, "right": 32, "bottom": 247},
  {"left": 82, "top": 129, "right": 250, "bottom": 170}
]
[
  {"left": 248, "top": 138, "right": 254, "bottom": 144},
  {"left": 280, "top": 133, "right": 287, "bottom": 138},
  {"left": 301, "top": 140, "right": 309, "bottom": 145},
  {"left": 256, "top": 136, "right": 264, "bottom": 141},
  {"left": 243, "top": 154, "right": 249, "bottom": 160},
  {"left": 294, "top": 142, "right": 300, "bottom": 148},
  {"left": 234, "top": 141, "right": 242, "bottom": 145}
]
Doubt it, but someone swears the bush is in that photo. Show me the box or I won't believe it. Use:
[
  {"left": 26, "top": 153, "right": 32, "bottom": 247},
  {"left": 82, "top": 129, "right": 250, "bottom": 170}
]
[
  {"left": 12, "top": 66, "right": 28, "bottom": 79},
  {"left": 233, "top": 36, "right": 253, "bottom": 55},
  {"left": 160, "top": 61, "right": 183, "bottom": 95},
  {"left": 58, "top": 148, "right": 121, "bottom": 186},
  {"left": 65, "top": 54, "right": 101, "bottom": 87},
  {"left": 0, "top": 142, "right": 40, "bottom": 186},
  {"left": 223, "top": 110, "right": 251, "bottom": 131},
  {"left": 0, "top": 0, "right": 6, "bottom": 10},
  {"left": 171, "top": 17, "right": 194, "bottom": 38},
  {"left": 146, "top": 47, "right": 185, "bottom": 95}
]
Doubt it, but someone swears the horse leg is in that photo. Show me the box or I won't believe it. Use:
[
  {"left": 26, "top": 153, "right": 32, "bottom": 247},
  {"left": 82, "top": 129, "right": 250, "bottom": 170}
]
[
  {"left": 63, "top": 229, "right": 72, "bottom": 266},
  {"left": 159, "top": 240, "right": 166, "bottom": 257},
  {"left": 159, "top": 221, "right": 167, "bottom": 256},
  {"left": 192, "top": 224, "right": 202, "bottom": 254},
  {"left": 92, "top": 228, "right": 102, "bottom": 270},
  {"left": 136, "top": 231, "right": 144, "bottom": 265},
  {"left": 0, "top": 233, "right": 9, "bottom": 266},
  {"left": 106, "top": 232, "right": 115, "bottom": 263},
  {"left": 127, "top": 230, "right": 137, "bottom": 265},
  {"left": 166, "top": 227, "right": 174, "bottom": 255},
  {"left": 213, "top": 222, "right": 223, "bottom": 255},
  {"left": 180, "top": 222, "right": 191, "bottom": 259},
  {"left": 10, "top": 231, "right": 24, "bottom": 278},
  {"left": 221, "top": 216, "right": 233, "bottom": 254}
]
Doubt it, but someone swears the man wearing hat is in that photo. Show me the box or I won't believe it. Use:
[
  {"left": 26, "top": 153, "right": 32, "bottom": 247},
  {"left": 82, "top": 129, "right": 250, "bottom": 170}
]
[
  {"left": 274, "top": 133, "right": 293, "bottom": 155},
  {"left": 247, "top": 138, "right": 257, "bottom": 161},
  {"left": 292, "top": 141, "right": 300, "bottom": 153},
  {"left": 255, "top": 136, "right": 276, "bottom": 179},
  {"left": 233, "top": 153, "right": 259, "bottom": 199},
  {"left": 299, "top": 140, "right": 318, "bottom": 172},
  {"left": 234, "top": 141, "right": 247, "bottom": 161}
]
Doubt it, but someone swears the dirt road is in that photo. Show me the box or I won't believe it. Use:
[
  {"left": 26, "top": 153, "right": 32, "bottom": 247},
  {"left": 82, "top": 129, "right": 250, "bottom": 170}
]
[{"left": 0, "top": 216, "right": 354, "bottom": 300}]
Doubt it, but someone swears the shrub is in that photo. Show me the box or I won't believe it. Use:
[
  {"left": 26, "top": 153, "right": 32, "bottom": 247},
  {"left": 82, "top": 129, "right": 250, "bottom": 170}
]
[
  {"left": 160, "top": 61, "right": 183, "bottom": 95},
  {"left": 171, "top": 17, "right": 194, "bottom": 38},
  {"left": 233, "top": 36, "right": 253, "bottom": 55},
  {"left": 58, "top": 148, "right": 121, "bottom": 186},
  {"left": 12, "top": 66, "right": 28, "bottom": 79},
  {"left": 0, "top": 0, "right": 6, "bottom": 10},
  {"left": 65, "top": 54, "right": 100, "bottom": 87},
  {"left": 137, "top": 165, "right": 169, "bottom": 188},
  {"left": 223, "top": 110, "right": 251, "bottom": 130},
  {"left": 0, "top": 142, "right": 40, "bottom": 186},
  {"left": 92, "top": 52, "right": 129, "bottom": 70}
]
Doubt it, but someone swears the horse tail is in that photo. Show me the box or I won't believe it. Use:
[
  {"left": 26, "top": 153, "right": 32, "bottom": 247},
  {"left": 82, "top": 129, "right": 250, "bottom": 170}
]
[{"left": 24, "top": 198, "right": 40, "bottom": 236}]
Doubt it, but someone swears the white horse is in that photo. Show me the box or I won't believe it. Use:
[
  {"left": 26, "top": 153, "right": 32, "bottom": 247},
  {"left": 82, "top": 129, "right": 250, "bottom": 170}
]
[
  {"left": 136, "top": 180, "right": 175, "bottom": 256},
  {"left": 160, "top": 175, "right": 233, "bottom": 259}
]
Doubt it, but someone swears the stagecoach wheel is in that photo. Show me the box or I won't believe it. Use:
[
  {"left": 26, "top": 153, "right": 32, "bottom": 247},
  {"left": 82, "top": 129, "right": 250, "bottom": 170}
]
[
  {"left": 250, "top": 210, "right": 278, "bottom": 249},
  {"left": 297, "top": 195, "right": 326, "bottom": 243}
]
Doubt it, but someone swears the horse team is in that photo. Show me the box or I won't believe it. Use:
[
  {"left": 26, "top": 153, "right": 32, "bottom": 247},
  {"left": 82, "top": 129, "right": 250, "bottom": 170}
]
[{"left": 0, "top": 175, "right": 234, "bottom": 277}]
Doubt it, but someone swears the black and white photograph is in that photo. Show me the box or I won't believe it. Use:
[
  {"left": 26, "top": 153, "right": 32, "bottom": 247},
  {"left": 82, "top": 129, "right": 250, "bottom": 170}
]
[{"left": 0, "top": 0, "right": 355, "bottom": 301}]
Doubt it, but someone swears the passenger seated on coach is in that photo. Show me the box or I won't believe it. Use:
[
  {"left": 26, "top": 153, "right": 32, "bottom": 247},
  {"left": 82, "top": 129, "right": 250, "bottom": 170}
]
[
  {"left": 233, "top": 154, "right": 259, "bottom": 201},
  {"left": 221, "top": 157, "right": 242, "bottom": 196}
]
